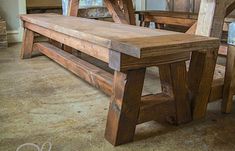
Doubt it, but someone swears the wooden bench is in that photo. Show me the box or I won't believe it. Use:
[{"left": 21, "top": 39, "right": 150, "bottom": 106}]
[{"left": 20, "top": 13, "right": 219, "bottom": 146}]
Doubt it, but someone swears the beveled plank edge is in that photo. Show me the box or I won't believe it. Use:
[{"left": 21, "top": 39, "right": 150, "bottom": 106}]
[
  {"left": 139, "top": 39, "right": 220, "bottom": 58},
  {"left": 109, "top": 50, "right": 190, "bottom": 71},
  {"left": 33, "top": 42, "right": 113, "bottom": 95},
  {"left": 24, "top": 22, "right": 110, "bottom": 63},
  {"left": 111, "top": 36, "right": 220, "bottom": 59}
]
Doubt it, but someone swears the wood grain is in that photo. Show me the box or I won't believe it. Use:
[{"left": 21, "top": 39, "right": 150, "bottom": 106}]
[
  {"left": 21, "top": 14, "right": 219, "bottom": 59},
  {"left": 105, "top": 69, "right": 146, "bottom": 146},
  {"left": 33, "top": 42, "right": 113, "bottom": 95},
  {"left": 21, "top": 29, "right": 35, "bottom": 59}
]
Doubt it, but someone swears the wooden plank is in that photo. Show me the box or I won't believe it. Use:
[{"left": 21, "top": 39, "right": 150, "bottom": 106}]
[
  {"left": 138, "top": 93, "right": 175, "bottom": 124},
  {"left": 151, "top": 16, "right": 196, "bottom": 27},
  {"left": 21, "top": 29, "right": 35, "bottom": 59},
  {"left": 105, "top": 69, "right": 146, "bottom": 146},
  {"left": 33, "top": 42, "right": 113, "bottom": 95},
  {"left": 24, "top": 22, "right": 109, "bottom": 63},
  {"left": 20, "top": 14, "right": 219, "bottom": 59}
]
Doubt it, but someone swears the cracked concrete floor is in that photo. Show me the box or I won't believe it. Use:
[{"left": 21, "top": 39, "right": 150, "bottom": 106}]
[{"left": 1, "top": 43, "right": 235, "bottom": 151}]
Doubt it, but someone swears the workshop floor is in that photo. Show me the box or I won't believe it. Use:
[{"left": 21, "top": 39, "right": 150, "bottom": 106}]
[{"left": 1, "top": 43, "right": 235, "bottom": 151}]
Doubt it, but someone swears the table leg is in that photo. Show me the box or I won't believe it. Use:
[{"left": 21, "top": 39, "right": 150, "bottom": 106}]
[
  {"left": 105, "top": 68, "right": 146, "bottom": 146},
  {"left": 21, "top": 28, "right": 34, "bottom": 59},
  {"left": 188, "top": 49, "right": 218, "bottom": 120}
]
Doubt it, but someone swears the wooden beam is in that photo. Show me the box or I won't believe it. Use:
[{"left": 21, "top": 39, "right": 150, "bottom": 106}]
[
  {"left": 222, "top": 45, "right": 235, "bottom": 113},
  {"left": 226, "top": 1, "right": 235, "bottom": 16},
  {"left": 68, "top": 0, "right": 79, "bottom": 16},
  {"left": 105, "top": 69, "right": 146, "bottom": 146},
  {"left": 190, "top": 0, "right": 235, "bottom": 119},
  {"left": 119, "top": 0, "right": 136, "bottom": 25},
  {"left": 24, "top": 22, "right": 109, "bottom": 63},
  {"left": 104, "top": 0, "right": 129, "bottom": 24},
  {"left": 33, "top": 42, "right": 113, "bottom": 95},
  {"left": 109, "top": 50, "right": 190, "bottom": 71},
  {"left": 138, "top": 93, "right": 175, "bottom": 124},
  {"left": 21, "top": 29, "right": 34, "bottom": 59},
  {"left": 189, "top": 48, "right": 219, "bottom": 120},
  {"left": 186, "top": 0, "right": 235, "bottom": 36},
  {"left": 104, "top": 0, "right": 136, "bottom": 25}
]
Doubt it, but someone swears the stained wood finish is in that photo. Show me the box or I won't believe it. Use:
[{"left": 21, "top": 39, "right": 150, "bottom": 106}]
[
  {"left": 68, "top": 0, "right": 79, "bottom": 16},
  {"left": 104, "top": 0, "right": 129, "bottom": 24},
  {"left": 188, "top": 48, "right": 219, "bottom": 120},
  {"left": 104, "top": 0, "right": 135, "bottom": 25},
  {"left": 191, "top": 0, "right": 235, "bottom": 118},
  {"left": 138, "top": 93, "right": 175, "bottom": 124},
  {"left": 222, "top": 45, "right": 235, "bottom": 113},
  {"left": 33, "top": 42, "right": 113, "bottom": 95},
  {"left": 159, "top": 62, "right": 191, "bottom": 124},
  {"left": 20, "top": 13, "right": 221, "bottom": 146},
  {"left": 24, "top": 22, "right": 109, "bottom": 62},
  {"left": 109, "top": 50, "right": 190, "bottom": 71},
  {"left": 21, "top": 14, "right": 219, "bottom": 59},
  {"left": 21, "top": 29, "right": 34, "bottom": 59},
  {"left": 105, "top": 69, "right": 146, "bottom": 146},
  {"left": 171, "top": 62, "right": 191, "bottom": 124}
]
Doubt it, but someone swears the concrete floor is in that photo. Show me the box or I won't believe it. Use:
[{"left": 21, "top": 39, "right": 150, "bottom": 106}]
[{"left": 1, "top": 43, "right": 235, "bottom": 151}]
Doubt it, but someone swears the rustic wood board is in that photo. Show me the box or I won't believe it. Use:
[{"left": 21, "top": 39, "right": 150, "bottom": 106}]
[{"left": 20, "top": 13, "right": 219, "bottom": 59}]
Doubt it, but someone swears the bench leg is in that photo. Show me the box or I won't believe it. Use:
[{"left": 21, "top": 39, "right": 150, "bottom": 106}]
[
  {"left": 171, "top": 62, "right": 191, "bottom": 124},
  {"left": 188, "top": 48, "right": 218, "bottom": 120},
  {"left": 105, "top": 68, "right": 146, "bottom": 146},
  {"left": 222, "top": 45, "right": 235, "bottom": 113},
  {"left": 21, "top": 29, "right": 34, "bottom": 59},
  {"left": 159, "top": 62, "right": 191, "bottom": 124}
]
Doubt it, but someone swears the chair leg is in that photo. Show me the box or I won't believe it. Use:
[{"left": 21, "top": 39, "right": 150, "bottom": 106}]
[
  {"left": 21, "top": 29, "right": 34, "bottom": 59},
  {"left": 105, "top": 68, "right": 146, "bottom": 146},
  {"left": 222, "top": 45, "right": 235, "bottom": 113}
]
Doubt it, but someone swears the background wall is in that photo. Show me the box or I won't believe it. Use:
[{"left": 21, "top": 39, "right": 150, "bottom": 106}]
[
  {"left": 146, "top": 0, "right": 166, "bottom": 10},
  {"left": 0, "top": 0, "right": 26, "bottom": 43},
  {"left": 0, "top": 0, "right": 19, "bottom": 31}
]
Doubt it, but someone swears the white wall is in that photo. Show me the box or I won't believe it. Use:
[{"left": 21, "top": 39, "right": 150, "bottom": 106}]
[
  {"left": 146, "top": 0, "right": 167, "bottom": 10},
  {"left": 0, "top": 0, "right": 26, "bottom": 43}
]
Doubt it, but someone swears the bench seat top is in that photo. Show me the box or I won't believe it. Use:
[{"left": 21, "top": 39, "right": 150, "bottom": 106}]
[{"left": 21, "top": 13, "right": 219, "bottom": 58}]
